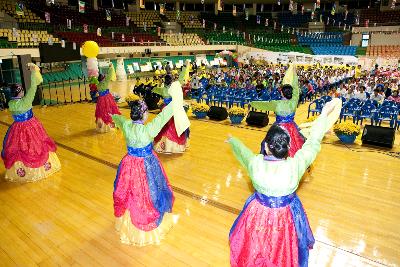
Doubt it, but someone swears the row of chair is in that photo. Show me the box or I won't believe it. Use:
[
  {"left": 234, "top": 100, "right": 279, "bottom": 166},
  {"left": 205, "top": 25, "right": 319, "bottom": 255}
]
[
  {"left": 190, "top": 87, "right": 282, "bottom": 108},
  {"left": 308, "top": 97, "right": 400, "bottom": 128}
]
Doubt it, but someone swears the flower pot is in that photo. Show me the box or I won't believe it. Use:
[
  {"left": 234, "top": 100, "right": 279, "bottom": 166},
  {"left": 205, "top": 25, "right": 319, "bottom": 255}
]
[
  {"left": 194, "top": 111, "right": 207, "bottom": 119},
  {"left": 230, "top": 115, "right": 244, "bottom": 124},
  {"left": 336, "top": 133, "right": 357, "bottom": 144}
]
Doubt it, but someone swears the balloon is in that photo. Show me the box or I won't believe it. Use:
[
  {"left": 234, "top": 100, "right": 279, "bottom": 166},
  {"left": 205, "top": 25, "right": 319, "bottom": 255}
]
[
  {"left": 86, "top": 58, "right": 98, "bottom": 69},
  {"left": 88, "top": 70, "right": 98, "bottom": 77},
  {"left": 82, "top": 41, "right": 100, "bottom": 58}
]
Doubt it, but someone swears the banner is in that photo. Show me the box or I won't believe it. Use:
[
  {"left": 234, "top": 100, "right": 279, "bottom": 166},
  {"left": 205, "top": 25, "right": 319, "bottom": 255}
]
[
  {"left": 139, "top": 0, "right": 144, "bottom": 9},
  {"left": 232, "top": 5, "right": 236, "bottom": 16},
  {"left": 12, "top": 28, "right": 18, "bottom": 37},
  {"left": 83, "top": 23, "right": 88, "bottom": 33},
  {"left": 45, "top": 12, "right": 50, "bottom": 23},
  {"left": 67, "top": 19, "right": 72, "bottom": 29},
  {"left": 79, "top": 1, "right": 85, "bottom": 13},
  {"left": 160, "top": 4, "right": 165, "bottom": 15},
  {"left": 15, "top": 3, "right": 24, "bottom": 16},
  {"left": 331, "top": 3, "right": 336, "bottom": 15},
  {"left": 97, "top": 27, "right": 101, "bottom": 36},
  {"left": 106, "top": 10, "right": 111, "bottom": 21},
  {"left": 217, "top": 0, "right": 223, "bottom": 11}
]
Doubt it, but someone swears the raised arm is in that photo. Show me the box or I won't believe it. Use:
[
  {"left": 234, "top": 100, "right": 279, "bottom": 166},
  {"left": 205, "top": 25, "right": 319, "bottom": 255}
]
[
  {"left": 178, "top": 63, "right": 190, "bottom": 85},
  {"left": 99, "top": 64, "right": 114, "bottom": 90},
  {"left": 112, "top": 114, "right": 128, "bottom": 130},
  {"left": 145, "top": 104, "right": 174, "bottom": 138},
  {"left": 283, "top": 64, "right": 300, "bottom": 104},
  {"left": 18, "top": 69, "right": 42, "bottom": 108},
  {"left": 152, "top": 86, "right": 169, "bottom": 98},
  {"left": 293, "top": 111, "right": 329, "bottom": 177},
  {"left": 250, "top": 100, "right": 278, "bottom": 112},
  {"left": 228, "top": 137, "right": 256, "bottom": 172}
]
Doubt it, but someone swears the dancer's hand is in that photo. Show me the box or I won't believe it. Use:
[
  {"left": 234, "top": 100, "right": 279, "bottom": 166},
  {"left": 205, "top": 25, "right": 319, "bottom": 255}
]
[
  {"left": 321, "top": 100, "right": 336, "bottom": 117},
  {"left": 225, "top": 134, "right": 233, "bottom": 143},
  {"left": 27, "top": 63, "right": 38, "bottom": 72}
]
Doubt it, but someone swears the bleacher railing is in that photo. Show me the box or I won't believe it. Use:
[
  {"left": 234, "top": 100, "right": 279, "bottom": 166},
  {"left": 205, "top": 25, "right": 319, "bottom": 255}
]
[{"left": 39, "top": 76, "right": 89, "bottom": 105}]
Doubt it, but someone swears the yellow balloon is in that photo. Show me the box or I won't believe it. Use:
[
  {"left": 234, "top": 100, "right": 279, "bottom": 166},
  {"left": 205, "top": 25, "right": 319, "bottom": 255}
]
[{"left": 82, "top": 41, "right": 99, "bottom": 58}]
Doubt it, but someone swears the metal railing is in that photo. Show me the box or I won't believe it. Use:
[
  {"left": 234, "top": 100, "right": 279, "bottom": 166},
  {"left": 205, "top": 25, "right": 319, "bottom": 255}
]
[{"left": 39, "top": 76, "right": 89, "bottom": 106}]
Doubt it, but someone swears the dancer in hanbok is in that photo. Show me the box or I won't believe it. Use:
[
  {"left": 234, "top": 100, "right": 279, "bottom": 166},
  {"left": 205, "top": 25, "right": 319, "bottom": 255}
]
[
  {"left": 227, "top": 99, "right": 341, "bottom": 267},
  {"left": 2, "top": 64, "right": 61, "bottom": 182},
  {"left": 152, "top": 62, "right": 190, "bottom": 153},
  {"left": 111, "top": 82, "right": 188, "bottom": 245},
  {"left": 251, "top": 64, "right": 304, "bottom": 157},
  {"left": 95, "top": 63, "right": 121, "bottom": 133}
]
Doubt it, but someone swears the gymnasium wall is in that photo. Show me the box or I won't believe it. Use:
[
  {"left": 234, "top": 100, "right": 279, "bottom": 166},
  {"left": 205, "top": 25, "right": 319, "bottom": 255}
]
[{"left": 352, "top": 33, "right": 400, "bottom": 46}]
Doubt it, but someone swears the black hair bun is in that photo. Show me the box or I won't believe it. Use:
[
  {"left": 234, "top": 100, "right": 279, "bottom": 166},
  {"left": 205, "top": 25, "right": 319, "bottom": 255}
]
[
  {"left": 281, "top": 84, "right": 293, "bottom": 99},
  {"left": 264, "top": 125, "right": 290, "bottom": 159},
  {"left": 129, "top": 100, "right": 144, "bottom": 121}
]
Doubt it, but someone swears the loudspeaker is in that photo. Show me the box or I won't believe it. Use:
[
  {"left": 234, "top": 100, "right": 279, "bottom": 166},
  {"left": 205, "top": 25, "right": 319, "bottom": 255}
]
[
  {"left": 361, "top": 125, "right": 395, "bottom": 148},
  {"left": 246, "top": 111, "right": 269, "bottom": 127},
  {"left": 207, "top": 106, "right": 228, "bottom": 121}
]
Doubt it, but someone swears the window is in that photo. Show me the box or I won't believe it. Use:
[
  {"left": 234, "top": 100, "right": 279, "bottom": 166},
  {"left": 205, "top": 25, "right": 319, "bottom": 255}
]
[{"left": 361, "top": 33, "right": 369, "bottom": 47}]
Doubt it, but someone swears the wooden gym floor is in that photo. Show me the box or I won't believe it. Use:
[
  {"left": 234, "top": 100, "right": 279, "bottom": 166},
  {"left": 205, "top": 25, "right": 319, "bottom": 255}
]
[{"left": 0, "top": 80, "right": 399, "bottom": 266}]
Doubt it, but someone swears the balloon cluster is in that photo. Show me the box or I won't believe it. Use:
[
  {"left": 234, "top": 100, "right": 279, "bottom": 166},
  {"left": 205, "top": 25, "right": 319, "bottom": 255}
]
[{"left": 82, "top": 41, "right": 100, "bottom": 78}]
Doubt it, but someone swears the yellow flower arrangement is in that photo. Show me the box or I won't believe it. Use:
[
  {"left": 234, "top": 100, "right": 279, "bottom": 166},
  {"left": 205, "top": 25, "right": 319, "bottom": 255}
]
[
  {"left": 228, "top": 107, "right": 247, "bottom": 117},
  {"left": 191, "top": 102, "right": 210, "bottom": 113},
  {"left": 125, "top": 93, "right": 140, "bottom": 103},
  {"left": 333, "top": 121, "right": 361, "bottom": 136}
]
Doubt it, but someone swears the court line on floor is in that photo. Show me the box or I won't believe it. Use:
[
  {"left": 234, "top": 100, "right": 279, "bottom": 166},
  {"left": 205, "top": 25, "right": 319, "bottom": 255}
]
[{"left": 0, "top": 120, "right": 389, "bottom": 266}]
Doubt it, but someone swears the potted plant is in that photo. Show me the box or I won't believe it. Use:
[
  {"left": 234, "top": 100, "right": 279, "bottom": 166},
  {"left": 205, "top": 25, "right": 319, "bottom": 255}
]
[
  {"left": 228, "top": 107, "right": 246, "bottom": 124},
  {"left": 191, "top": 102, "right": 209, "bottom": 119},
  {"left": 333, "top": 121, "right": 360, "bottom": 144},
  {"left": 125, "top": 93, "right": 140, "bottom": 106}
]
